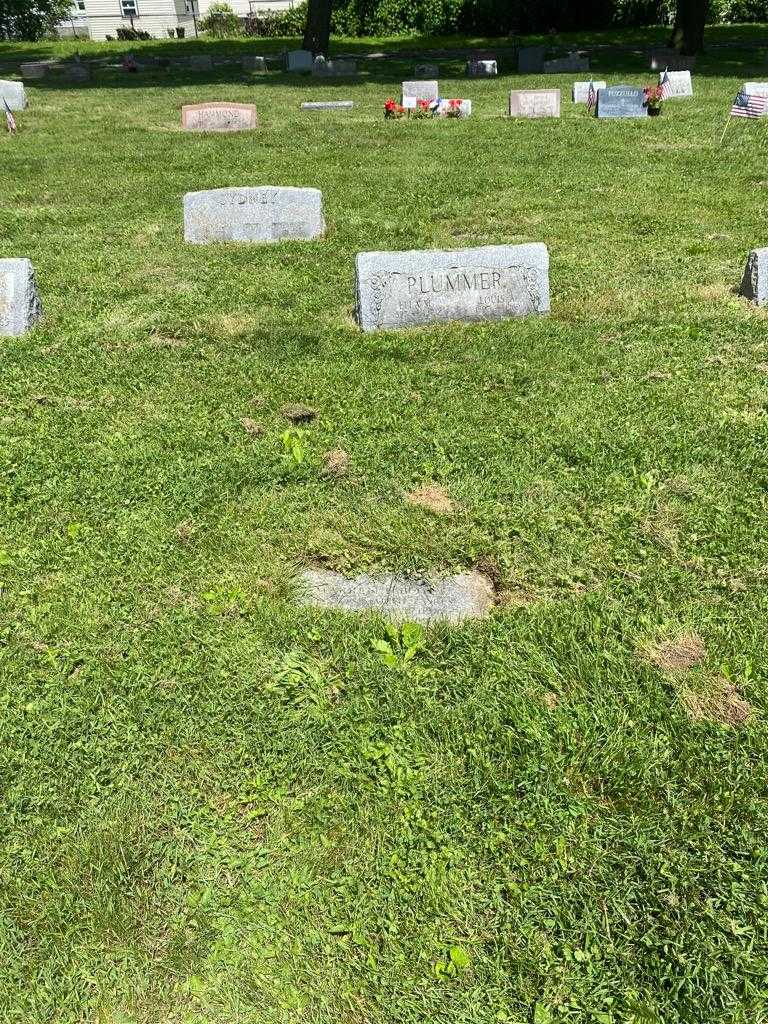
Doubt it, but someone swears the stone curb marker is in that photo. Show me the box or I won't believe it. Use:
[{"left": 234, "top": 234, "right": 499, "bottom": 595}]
[
  {"left": 184, "top": 186, "right": 325, "bottom": 244},
  {"left": 355, "top": 242, "right": 550, "bottom": 332},
  {"left": 0, "top": 259, "right": 43, "bottom": 337},
  {"left": 299, "top": 570, "right": 495, "bottom": 624}
]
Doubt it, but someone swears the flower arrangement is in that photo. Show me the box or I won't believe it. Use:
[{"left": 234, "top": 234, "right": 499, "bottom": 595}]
[
  {"left": 410, "top": 98, "right": 435, "bottom": 119},
  {"left": 643, "top": 85, "right": 664, "bottom": 114},
  {"left": 384, "top": 98, "right": 407, "bottom": 119},
  {"left": 443, "top": 98, "right": 463, "bottom": 118}
]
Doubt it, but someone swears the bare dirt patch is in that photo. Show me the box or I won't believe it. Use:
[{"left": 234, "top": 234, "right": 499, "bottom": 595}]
[
  {"left": 281, "top": 404, "right": 317, "bottom": 424},
  {"left": 406, "top": 483, "right": 455, "bottom": 516},
  {"left": 681, "top": 677, "right": 753, "bottom": 727},
  {"left": 321, "top": 449, "right": 350, "bottom": 478},
  {"left": 241, "top": 417, "right": 264, "bottom": 436},
  {"left": 646, "top": 632, "right": 706, "bottom": 672}
]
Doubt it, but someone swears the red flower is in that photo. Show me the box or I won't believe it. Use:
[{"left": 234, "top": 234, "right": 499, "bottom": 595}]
[{"left": 449, "top": 98, "right": 461, "bottom": 108}]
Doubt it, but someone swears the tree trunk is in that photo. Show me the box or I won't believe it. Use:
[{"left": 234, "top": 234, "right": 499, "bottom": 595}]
[
  {"left": 302, "top": 0, "right": 333, "bottom": 56},
  {"left": 669, "top": 0, "right": 708, "bottom": 54}
]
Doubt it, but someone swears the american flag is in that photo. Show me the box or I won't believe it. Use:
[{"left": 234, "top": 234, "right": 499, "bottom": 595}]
[
  {"left": 730, "top": 88, "right": 767, "bottom": 118},
  {"left": 587, "top": 80, "right": 596, "bottom": 113},
  {"left": 659, "top": 68, "right": 672, "bottom": 100},
  {"left": 3, "top": 99, "right": 16, "bottom": 134}
]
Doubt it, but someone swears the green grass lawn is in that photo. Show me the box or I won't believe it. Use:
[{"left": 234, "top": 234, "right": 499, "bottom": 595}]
[{"left": 2, "top": 29, "right": 768, "bottom": 1024}]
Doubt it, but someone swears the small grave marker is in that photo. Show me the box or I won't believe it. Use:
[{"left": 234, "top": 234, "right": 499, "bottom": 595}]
[
  {"left": 301, "top": 100, "right": 353, "bottom": 110},
  {"left": 597, "top": 84, "right": 647, "bottom": 118},
  {"left": 467, "top": 58, "right": 497, "bottom": 77},
  {"left": 312, "top": 57, "right": 357, "bottom": 76},
  {"left": 0, "top": 80, "right": 27, "bottom": 111},
  {"left": 355, "top": 242, "right": 549, "bottom": 332},
  {"left": 184, "top": 186, "right": 324, "bottom": 244},
  {"left": 509, "top": 89, "right": 561, "bottom": 118},
  {"left": 0, "top": 258, "right": 42, "bottom": 337},
  {"left": 741, "top": 248, "right": 768, "bottom": 306},
  {"left": 414, "top": 63, "right": 439, "bottom": 78},
  {"left": 573, "top": 79, "right": 606, "bottom": 102},
  {"left": 661, "top": 69, "right": 693, "bottom": 97},
  {"left": 181, "top": 102, "right": 258, "bottom": 132}
]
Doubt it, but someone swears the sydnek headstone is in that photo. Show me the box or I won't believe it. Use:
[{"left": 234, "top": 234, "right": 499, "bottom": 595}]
[
  {"left": 184, "top": 186, "right": 324, "bottom": 244},
  {"left": 355, "top": 243, "right": 549, "bottom": 332},
  {"left": 509, "top": 89, "right": 561, "bottom": 118},
  {"left": 740, "top": 248, "right": 768, "bottom": 306},
  {"left": 0, "top": 259, "right": 42, "bottom": 337},
  {"left": 597, "top": 84, "right": 647, "bottom": 118},
  {"left": 0, "top": 80, "right": 27, "bottom": 111},
  {"left": 181, "top": 102, "right": 258, "bottom": 132}
]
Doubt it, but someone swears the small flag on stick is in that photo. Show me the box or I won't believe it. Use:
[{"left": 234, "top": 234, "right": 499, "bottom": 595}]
[
  {"left": 729, "top": 87, "right": 767, "bottom": 118},
  {"left": 659, "top": 68, "right": 672, "bottom": 100},
  {"left": 586, "top": 79, "right": 596, "bottom": 113},
  {"left": 3, "top": 99, "right": 16, "bottom": 134}
]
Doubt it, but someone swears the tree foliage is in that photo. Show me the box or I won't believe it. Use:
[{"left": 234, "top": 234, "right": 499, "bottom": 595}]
[{"left": 0, "top": 0, "right": 71, "bottom": 39}]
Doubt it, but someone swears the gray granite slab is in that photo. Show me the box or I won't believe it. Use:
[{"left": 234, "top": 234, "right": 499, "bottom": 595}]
[
  {"left": 650, "top": 50, "right": 696, "bottom": 71},
  {"left": 402, "top": 79, "right": 438, "bottom": 102},
  {"left": 597, "top": 84, "right": 647, "bottom": 118},
  {"left": 355, "top": 242, "right": 549, "bottom": 332},
  {"left": 299, "top": 569, "right": 494, "bottom": 623},
  {"left": 0, "top": 259, "right": 42, "bottom": 337},
  {"left": 301, "top": 100, "right": 353, "bottom": 109},
  {"left": 740, "top": 248, "right": 768, "bottom": 306},
  {"left": 184, "top": 186, "right": 324, "bottom": 244},
  {"left": 312, "top": 57, "right": 357, "bottom": 76},
  {"left": 544, "top": 54, "right": 589, "bottom": 72},
  {"left": 0, "top": 80, "right": 27, "bottom": 111},
  {"left": 20, "top": 61, "right": 55, "bottom": 80}
]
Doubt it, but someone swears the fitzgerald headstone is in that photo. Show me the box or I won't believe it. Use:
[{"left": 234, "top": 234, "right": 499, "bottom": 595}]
[
  {"left": 0, "top": 259, "right": 42, "bottom": 337},
  {"left": 184, "top": 186, "right": 325, "bottom": 244},
  {"left": 181, "top": 102, "right": 258, "bottom": 132},
  {"left": 355, "top": 243, "right": 549, "bottom": 332}
]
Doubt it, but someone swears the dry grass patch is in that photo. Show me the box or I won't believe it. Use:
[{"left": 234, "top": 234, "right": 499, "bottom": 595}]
[
  {"left": 406, "top": 483, "right": 455, "bottom": 516},
  {"left": 681, "top": 676, "right": 753, "bottom": 727},
  {"left": 321, "top": 449, "right": 350, "bottom": 478},
  {"left": 646, "top": 632, "right": 706, "bottom": 673}
]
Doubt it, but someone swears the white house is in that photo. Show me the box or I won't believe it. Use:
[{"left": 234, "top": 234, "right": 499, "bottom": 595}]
[{"left": 79, "top": 0, "right": 294, "bottom": 41}]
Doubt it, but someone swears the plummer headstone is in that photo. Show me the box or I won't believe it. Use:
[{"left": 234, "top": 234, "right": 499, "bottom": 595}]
[
  {"left": 740, "top": 248, "right": 768, "bottom": 306},
  {"left": 509, "top": 89, "right": 561, "bottom": 118},
  {"left": 299, "top": 569, "right": 495, "bottom": 623},
  {"left": 355, "top": 242, "right": 549, "bottom": 332},
  {"left": 573, "top": 79, "right": 606, "bottom": 102},
  {"left": 301, "top": 100, "right": 353, "bottom": 110},
  {"left": 287, "top": 49, "right": 313, "bottom": 72},
  {"left": 184, "top": 186, "right": 324, "bottom": 244},
  {"left": 467, "top": 59, "right": 497, "bottom": 77},
  {"left": 415, "top": 63, "right": 439, "bottom": 78},
  {"left": 597, "top": 84, "right": 647, "bottom": 118},
  {"left": 181, "top": 102, "right": 258, "bottom": 132},
  {"left": 242, "top": 55, "right": 266, "bottom": 72},
  {"left": 401, "top": 79, "right": 438, "bottom": 103},
  {"left": 518, "top": 45, "right": 545, "bottom": 73},
  {"left": 0, "top": 80, "right": 27, "bottom": 111},
  {"left": 661, "top": 69, "right": 693, "bottom": 97},
  {"left": 0, "top": 259, "right": 42, "bottom": 337}
]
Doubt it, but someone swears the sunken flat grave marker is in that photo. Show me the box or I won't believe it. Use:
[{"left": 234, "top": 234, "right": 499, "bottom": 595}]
[
  {"left": 509, "top": 89, "right": 561, "bottom": 118},
  {"left": 301, "top": 100, "right": 353, "bottom": 110},
  {"left": 181, "top": 102, "right": 258, "bottom": 132},
  {"left": 573, "top": 80, "right": 606, "bottom": 102},
  {"left": 662, "top": 70, "right": 693, "bottom": 97},
  {"left": 402, "top": 79, "right": 439, "bottom": 102},
  {"left": 740, "top": 248, "right": 768, "bottom": 306},
  {"left": 597, "top": 84, "right": 647, "bottom": 118},
  {"left": 184, "top": 186, "right": 324, "bottom": 244},
  {"left": 355, "top": 242, "right": 549, "bottom": 332},
  {"left": 299, "top": 570, "right": 495, "bottom": 624},
  {"left": 0, "top": 259, "right": 43, "bottom": 337},
  {"left": 0, "top": 80, "right": 27, "bottom": 111}
]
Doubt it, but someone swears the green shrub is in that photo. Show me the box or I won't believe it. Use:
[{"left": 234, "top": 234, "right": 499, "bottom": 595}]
[
  {"left": 245, "top": 1, "right": 307, "bottom": 36},
  {"left": 200, "top": 1, "right": 242, "bottom": 37}
]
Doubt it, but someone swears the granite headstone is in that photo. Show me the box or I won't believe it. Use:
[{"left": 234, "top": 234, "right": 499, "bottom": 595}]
[
  {"left": 518, "top": 46, "right": 545, "bottom": 73},
  {"left": 355, "top": 242, "right": 549, "bottom": 332},
  {"left": 0, "top": 80, "right": 27, "bottom": 111},
  {"left": 414, "top": 63, "right": 439, "bottom": 78},
  {"left": 467, "top": 59, "right": 497, "bottom": 77},
  {"left": 184, "top": 186, "right": 324, "bottom": 244},
  {"left": 597, "top": 84, "right": 647, "bottom": 118},
  {"left": 0, "top": 259, "right": 42, "bottom": 337},
  {"left": 181, "top": 102, "right": 258, "bottom": 132}
]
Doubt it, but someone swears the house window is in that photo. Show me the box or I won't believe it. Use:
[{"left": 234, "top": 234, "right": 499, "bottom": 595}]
[
  {"left": 120, "top": 0, "right": 138, "bottom": 15},
  {"left": 76, "top": 0, "right": 85, "bottom": 9}
]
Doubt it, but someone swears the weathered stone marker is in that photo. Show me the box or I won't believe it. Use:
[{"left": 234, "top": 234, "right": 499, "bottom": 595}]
[
  {"left": 181, "top": 102, "right": 258, "bottom": 132},
  {"left": 509, "top": 89, "right": 561, "bottom": 118},
  {"left": 184, "top": 186, "right": 324, "bottom": 244},
  {"left": 20, "top": 61, "right": 54, "bottom": 80},
  {"left": 597, "top": 84, "right": 647, "bottom": 118},
  {"left": 301, "top": 100, "right": 353, "bottom": 110},
  {"left": 299, "top": 569, "right": 495, "bottom": 623},
  {"left": 188, "top": 54, "right": 213, "bottom": 71},
  {"left": 661, "top": 70, "right": 693, "bottom": 97},
  {"left": 414, "top": 63, "right": 439, "bottom": 78},
  {"left": 355, "top": 243, "right": 549, "bottom": 332},
  {"left": 0, "top": 80, "right": 27, "bottom": 111},
  {"left": 573, "top": 80, "right": 606, "bottom": 102},
  {"left": 287, "top": 49, "right": 313, "bottom": 72},
  {"left": 467, "top": 58, "right": 497, "bottom": 77},
  {"left": 312, "top": 57, "right": 357, "bottom": 76},
  {"left": 402, "top": 79, "right": 439, "bottom": 103},
  {"left": 544, "top": 53, "right": 589, "bottom": 72},
  {"left": 0, "top": 259, "right": 42, "bottom": 337},
  {"left": 740, "top": 248, "right": 768, "bottom": 306}
]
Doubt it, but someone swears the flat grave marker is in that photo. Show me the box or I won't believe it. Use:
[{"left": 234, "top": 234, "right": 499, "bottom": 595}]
[
  {"left": 184, "top": 186, "right": 324, "bottom": 244},
  {"left": 597, "top": 84, "right": 647, "bottom": 118},
  {"left": 181, "top": 102, "right": 258, "bottom": 132},
  {"left": 0, "top": 258, "right": 42, "bottom": 337},
  {"left": 301, "top": 100, "right": 353, "bottom": 110},
  {"left": 355, "top": 242, "right": 549, "bottom": 332},
  {"left": 573, "top": 79, "right": 606, "bottom": 102},
  {"left": 242, "top": 55, "right": 267, "bottom": 72},
  {"left": 509, "top": 89, "right": 561, "bottom": 118}
]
